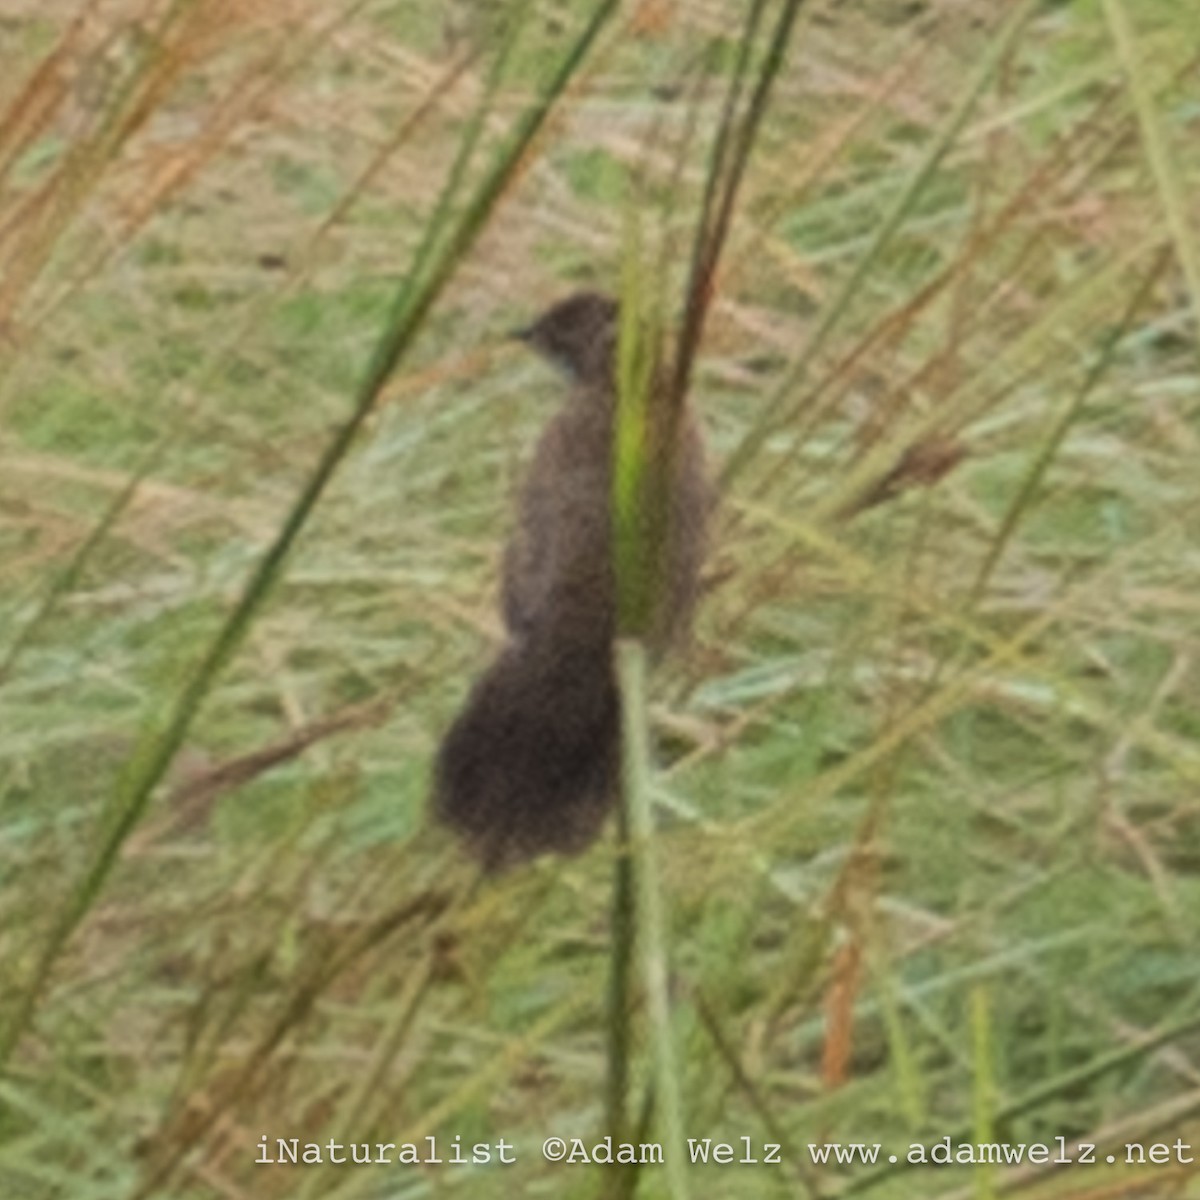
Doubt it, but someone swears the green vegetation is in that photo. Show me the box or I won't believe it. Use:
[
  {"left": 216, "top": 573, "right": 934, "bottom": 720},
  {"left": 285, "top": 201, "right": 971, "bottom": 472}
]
[{"left": 1, "top": 1, "right": 1198, "bottom": 1198}]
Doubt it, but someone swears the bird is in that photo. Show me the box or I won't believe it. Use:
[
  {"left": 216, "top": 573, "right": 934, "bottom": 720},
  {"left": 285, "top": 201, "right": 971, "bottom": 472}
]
[{"left": 431, "top": 290, "right": 710, "bottom": 871}]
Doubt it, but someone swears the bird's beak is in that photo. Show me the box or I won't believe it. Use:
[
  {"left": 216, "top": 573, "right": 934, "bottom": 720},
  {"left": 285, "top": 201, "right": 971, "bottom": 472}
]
[{"left": 508, "top": 324, "right": 533, "bottom": 343}]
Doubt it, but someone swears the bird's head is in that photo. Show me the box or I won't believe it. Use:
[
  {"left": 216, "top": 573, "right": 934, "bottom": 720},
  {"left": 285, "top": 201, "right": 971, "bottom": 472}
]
[{"left": 512, "top": 290, "right": 618, "bottom": 386}]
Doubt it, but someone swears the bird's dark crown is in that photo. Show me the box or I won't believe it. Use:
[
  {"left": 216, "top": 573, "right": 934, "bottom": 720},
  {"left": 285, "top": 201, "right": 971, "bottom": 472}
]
[{"left": 513, "top": 290, "right": 618, "bottom": 386}]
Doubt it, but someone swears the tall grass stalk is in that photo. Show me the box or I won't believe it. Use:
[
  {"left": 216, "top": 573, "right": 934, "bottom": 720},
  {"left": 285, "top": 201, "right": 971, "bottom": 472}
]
[
  {"left": 618, "top": 638, "right": 690, "bottom": 1200},
  {"left": 604, "top": 2, "right": 811, "bottom": 1185},
  {"left": 0, "top": 0, "right": 619, "bottom": 1071}
]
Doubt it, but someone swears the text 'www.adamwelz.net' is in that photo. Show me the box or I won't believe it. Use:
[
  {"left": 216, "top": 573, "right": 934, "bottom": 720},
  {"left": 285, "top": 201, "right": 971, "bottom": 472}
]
[{"left": 258, "top": 1134, "right": 1194, "bottom": 1168}]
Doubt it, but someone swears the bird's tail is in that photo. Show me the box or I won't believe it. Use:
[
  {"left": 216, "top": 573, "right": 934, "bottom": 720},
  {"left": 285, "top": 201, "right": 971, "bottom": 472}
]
[{"left": 432, "top": 638, "right": 620, "bottom": 871}]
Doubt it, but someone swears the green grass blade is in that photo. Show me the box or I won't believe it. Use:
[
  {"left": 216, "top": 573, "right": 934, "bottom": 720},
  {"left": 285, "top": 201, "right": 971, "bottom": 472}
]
[
  {"left": 619, "top": 637, "right": 690, "bottom": 1200},
  {"left": 0, "top": 0, "right": 619, "bottom": 1071},
  {"left": 674, "top": 0, "right": 810, "bottom": 413},
  {"left": 1101, "top": 0, "right": 1200, "bottom": 357},
  {"left": 967, "top": 246, "right": 1172, "bottom": 607},
  {"left": 720, "top": 0, "right": 1040, "bottom": 490},
  {"left": 970, "top": 985, "right": 996, "bottom": 1200}
]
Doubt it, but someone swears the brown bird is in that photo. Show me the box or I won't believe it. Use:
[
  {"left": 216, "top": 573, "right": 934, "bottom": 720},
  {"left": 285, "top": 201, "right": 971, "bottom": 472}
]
[{"left": 432, "top": 291, "right": 709, "bottom": 871}]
